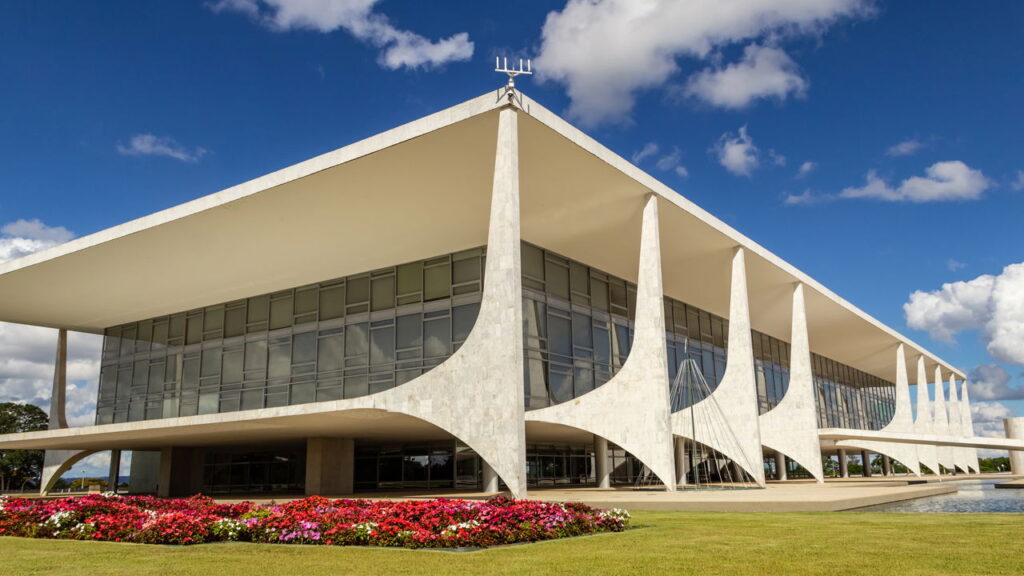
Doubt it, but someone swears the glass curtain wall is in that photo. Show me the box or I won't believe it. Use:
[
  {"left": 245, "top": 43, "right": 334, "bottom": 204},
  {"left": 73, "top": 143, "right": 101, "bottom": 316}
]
[
  {"left": 753, "top": 330, "right": 790, "bottom": 415},
  {"left": 665, "top": 297, "right": 729, "bottom": 410},
  {"left": 521, "top": 242, "right": 637, "bottom": 410},
  {"left": 97, "top": 248, "right": 485, "bottom": 424},
  {"left": 812, "top": 353, "right": 896, "bottom": 430}
]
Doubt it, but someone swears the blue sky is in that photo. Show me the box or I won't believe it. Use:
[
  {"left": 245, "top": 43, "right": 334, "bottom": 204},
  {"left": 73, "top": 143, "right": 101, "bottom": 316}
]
[{"left": 1, "top": 1, "right": 1022, "bottom": 473}]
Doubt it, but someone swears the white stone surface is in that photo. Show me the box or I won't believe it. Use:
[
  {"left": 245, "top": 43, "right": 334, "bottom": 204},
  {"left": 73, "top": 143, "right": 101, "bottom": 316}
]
[
  {"left": 673, "top": 248, "right": 765, "bottom": 486},
  {"left": 961, "top": 382, "right": 981, "bottom": 473},
  {"left": 913, "top": 356, "right": 940, "bottom": 476},
  {"left": 526, "top": 194, "right": 676, "bottom": 490},
  {"left": 40, "top": 328, "right": 90, "bottom": 495},
  {"left": 932, "top": 366, "right": 955, "bottom": 471},
  {"left": 834, "top": 344, "right": 921, "bottom": 476},
  {"left": 1006, "top": 418, "right": 1024, "bottom": 475},
  {"left": 947, "top": 376, "right": 969, "bottom": 473},
  {"left": 759, "top": 282, "right": 823, "bottom": 482}
]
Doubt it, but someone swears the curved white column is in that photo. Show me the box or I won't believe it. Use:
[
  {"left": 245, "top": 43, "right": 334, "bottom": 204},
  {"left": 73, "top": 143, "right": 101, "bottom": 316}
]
[
  {"left": 960, "top": 382, "right": 980, "bottom": 473},
  {"left": 525, "top": 194, "right": 676, "bottom": 490},
  {"left": 932, "top": 366, "right": 955, "bottom": 471},
  {"left": 948, "top": 375, "right": 969, "bottom": 473},
  {"left": 834, "top": 344, "right": 920, "bottom": 476},
  {"left": 41, "top": 449, "right": 98, "bottom": 494},
  {"left": 759, "top": 282, "right": 823, "bottom": 482},
  {"left": 673, "top": 247, "right": 765, "bottom": 486},
  {"left": 914, "top": 356, "right": 940, "bottom": 476},
  {"left": 41, "top": 328, "right": 82, "bottom": 495}
]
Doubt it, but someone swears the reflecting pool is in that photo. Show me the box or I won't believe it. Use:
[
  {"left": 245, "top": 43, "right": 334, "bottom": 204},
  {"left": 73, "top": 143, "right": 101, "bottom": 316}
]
[{"left": 859, "top": 479, "right": 1024, "bottom": 513}]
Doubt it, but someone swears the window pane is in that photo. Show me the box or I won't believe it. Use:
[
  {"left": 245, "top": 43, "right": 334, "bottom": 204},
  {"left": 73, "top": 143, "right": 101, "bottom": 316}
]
[
  {"left": 318, "top": 332, "right": 344, "bottom": 373},
  {"left": 225, "top": 306, "right": 245, "bottom": 338},
  {"left": 247, "top": 295, "right": 269, "bottom": 323},
  {"left": 570, "top": 262, "right": 589, "bottom": 296},
  {"left": 222, "top": 349, "right": 243, "bottom": 384},
  {"left": 452, "top": 303, "right": 479, "bottom": 343},
  {"left": 319, "top": 284, "right": 345, "bottom": 320},
  {"left": 424, "top": 263, "right": 451, "bottom": 301},
  {"left": 545, "top": 260, "right": 569, "bottom": 299},
  {"left": 201, "top": 349, "right": 222, "bottom": 378},
  {"left": 423, "top": 318, "right": 450, "bottom": 358},
  {"left": 346, "top": 323, "right": 369, "bottom": 358},
  {"left": 292, "top": 332, "right": 317, "bottom": 365},
  {"left": 396, "top": 314, "right": 422, "bottom": 349},
  {"left": 397, "top": 262, "right": 423, "bottom": 296},
  {"left": 371, "top": 326, "right": 396, "bottom": 365},
  {"left": 371, "top": 276, "right": 395, "bottom": 312},
  {"left": 347, "top": 276, "right": 369, "bottom": 306},
  {"left": 268, "top": 340, "right": 291, "bottom": 379},
  {"left": 244, "top": 340, "right": 267, "bottom": 372},
  {"left": 270, "top": 295, "right": 293, "bottom": 330},
  {"left": 294, "top": 287, "right": 317, "bottom": 315},
  {"left": 591, "top": 278, "right": 608, "bottom": 311},
  {"left": 548, "top": 314, "right": 571, "bottom": 358},
  {"left": 572, "top": 312, "right": 593, "bottom": 349}
]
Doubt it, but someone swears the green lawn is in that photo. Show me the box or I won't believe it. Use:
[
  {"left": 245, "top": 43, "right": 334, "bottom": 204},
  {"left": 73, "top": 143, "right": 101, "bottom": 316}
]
[{"left": 1, "top": 511, "right": 1021, "bottom": 576}]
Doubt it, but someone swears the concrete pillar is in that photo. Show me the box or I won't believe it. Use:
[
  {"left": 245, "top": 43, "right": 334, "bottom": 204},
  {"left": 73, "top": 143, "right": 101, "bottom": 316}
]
[
  {"left": 1005, "top": 418, "right": 1024, "bottom": 475},
  {"left": 759, "top": 282, "right": 824, "bottom": 483},
  {"left": 915, "top": 356, "right": 940, "bottom": 476},
  {"left": 861, "top": 451, "right": 872, "bottom": 477},
  {"left": 882, "top": 455, "right": 892, "bottom": 477},
  {"left": 674, "top": 436, "right": 688, "bottom": 487},
  {"left": 775, "top": 452, "right": 787, "bottom": 481},
  {"left": 961, "top": 382, "right": 980, "bottom": 473},
  {"left": 107, "top": 450, "right": 122, "bottom": 493},
  {"left": 673, "top": 247, "right": 765, "bottom": 487},
  {"left": 157, "top": 447, "right": 202, "bottom": 498},
  {"left": 933, "top": 366, "right": 956, "bottom": 471},
  {"left": 305, "top": 438, "right": 355, "bottom": 496},
  {"left": 839, "top": 449, "right": 849, "bottom": 478},
  {"left": 482, "top": 460, "right": 499, "bottom": 493},
  {"left": 594, "top": 435, "right": 610, "bottom": 489},
  {"left": 49, "top": 329, "right": 68, "bottom": 429}
]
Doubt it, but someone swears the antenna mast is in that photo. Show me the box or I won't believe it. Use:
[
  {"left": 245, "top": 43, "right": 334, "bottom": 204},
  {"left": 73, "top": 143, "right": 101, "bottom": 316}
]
[{"left": 495, "top": 57, "right": 532, "bottom": 106}]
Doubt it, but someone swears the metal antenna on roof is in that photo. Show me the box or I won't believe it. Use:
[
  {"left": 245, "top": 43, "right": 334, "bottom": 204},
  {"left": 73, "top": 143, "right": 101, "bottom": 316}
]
[{"left": 495, "top": 56, "right": 532, "bottom": 106}]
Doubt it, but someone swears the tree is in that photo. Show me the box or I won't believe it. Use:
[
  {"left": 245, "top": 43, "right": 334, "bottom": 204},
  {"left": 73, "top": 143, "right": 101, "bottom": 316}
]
[{"left": 0, "top": 403, "right": 48, "bottom": 492}]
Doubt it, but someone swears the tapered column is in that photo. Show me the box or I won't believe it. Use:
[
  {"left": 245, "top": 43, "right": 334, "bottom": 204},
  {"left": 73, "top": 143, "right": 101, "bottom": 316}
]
[
  {"left": 882, "top": 455, "right": 892, "bottom": 476},
  {"left": 948, "top": 376, "right": 969, "bottom": 473},
  {"left": 834, "top": 344, "right": 921, "bottom": 477},
  {"left": 526, "top": 194, "right": 676, "bottom": 491},
  {"left": 774, "top": 452, "right": 787, "bottom": 481},
  {"left": 107, "top": 450, "right": 122, "bottom": 494},
  {"left": 482, "top": 461, "right": 499, "bottom": 493},
  {"left": 961, "top": 382, "right": 980, "bottom": 473},
  {"left": 915, "top": 357, "right": 940, "bottom": 476},
  {"left": 674, "top": 437, "right": 688, "bottom": 487},
  {"left": 41, "top": 328, "right": 89, "bottom": 495},
  {"left": 673, "top": 247, "right": 765, "bottom": 486},
  {"left": 594, "top": 435, "right": 610, "bottom": 489},
  {"left": 759, "top": 282, "right": 823, "bottom": 482},
  {"left": 839, "top": 449, "right": 849, "bottom": 478},
  {"left": 933, "top": 366, "right": 954, "bottom": 471},
  {"left": 861, "top": 451, "right": 872, "bottom": 477}
]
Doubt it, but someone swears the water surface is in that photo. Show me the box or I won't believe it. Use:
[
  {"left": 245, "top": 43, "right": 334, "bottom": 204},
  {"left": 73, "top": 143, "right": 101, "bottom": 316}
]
[{"left": 859, "top": 479, "right": 1024, "bottom": 513}]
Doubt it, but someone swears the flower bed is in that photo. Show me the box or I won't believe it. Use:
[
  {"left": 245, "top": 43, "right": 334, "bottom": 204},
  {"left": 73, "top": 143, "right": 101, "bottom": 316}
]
[{"left": 0, "top": 493, "right": 629, "bottom": 548}]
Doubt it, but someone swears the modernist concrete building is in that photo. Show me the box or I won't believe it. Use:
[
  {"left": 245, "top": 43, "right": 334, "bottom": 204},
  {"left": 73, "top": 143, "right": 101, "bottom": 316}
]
[{"left": 0, "top": 88, "right": 1021, "bottom": 498}]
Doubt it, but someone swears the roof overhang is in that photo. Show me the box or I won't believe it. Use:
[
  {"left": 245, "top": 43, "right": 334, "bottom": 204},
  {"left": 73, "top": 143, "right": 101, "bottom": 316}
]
[{"left": 0, "top": 90, "right": 964, "bottom": 382}]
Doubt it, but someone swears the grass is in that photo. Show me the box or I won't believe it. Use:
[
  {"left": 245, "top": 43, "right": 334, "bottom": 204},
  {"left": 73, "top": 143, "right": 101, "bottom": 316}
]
[{"left": 1, "top": 511, "right": 1022, "bottom": 576}]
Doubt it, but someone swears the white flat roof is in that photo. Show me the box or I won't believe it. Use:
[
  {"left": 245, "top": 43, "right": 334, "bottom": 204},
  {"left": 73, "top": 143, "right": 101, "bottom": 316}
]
[{"left": 0, "top": 90, "right": 964, "bottom": 381}]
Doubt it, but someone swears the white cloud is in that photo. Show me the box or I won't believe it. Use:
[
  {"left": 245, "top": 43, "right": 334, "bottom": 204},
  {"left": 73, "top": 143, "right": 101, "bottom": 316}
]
[
  {"left": 0, "top": 219, "right": 74, "bottom": 262},
  {"left": 886, "top": 139, "right": 923, "bottom": 157},
  {"left": 117, "top": 134, "right": 207, "bottom": 162},
  {"left": 534, "top": 0, "right": 870, "bottom": 126},
  {"left": 631, "top": 142, "right": 659, "bottom": 164},
  {"left": 784, "top": 189, "right": 818, "bottom": 205},
  {"left": 714, "top": 126, "right": 759, "bottom": 177},
  {"left": 968, "top": 364, "right": 1024, "bottom": 401},
  {"left": 796, "top": 161, "right": 815, "bottom": 179},
  {"left": 0, "top": 221, "right": 102, "bottom": 439},
  {"left": 674, "top": 166, "right": 690, "bottom": 178},
  {"left": 839, "top": 161, "right": 990, "bottom": 202},
  {"left": 946, "top": 259, "right": 966, "bottom": 272},
  {"left": 684, "top": 45, "right": 808, "bottom": 109},
  {"left": 904, "top": 262, "right": 1024, "bottom": 365},
  {"left": 208, "top": 0, "right": 472, "bottom": 70},
  {"left": 1012, "top": 170, "right": 1024, "bottom": 191},
  {"left": 971, "top": 400, "right": 1013, "bottom": 438}
]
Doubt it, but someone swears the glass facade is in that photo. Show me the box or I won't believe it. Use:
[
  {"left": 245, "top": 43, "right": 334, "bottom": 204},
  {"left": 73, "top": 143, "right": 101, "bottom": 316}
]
[
  {"left": 812, "top": 353, "right": 896, "bottom": 430},
  {"left": 354, "top": 440, "right": 459, "bottom": 491},
  {"left": 521, "top": 242, "right": 637, "bottom": 410},
  {"left": 753, "top": 330, "right": 790, "bottom": 415},
  {"left": 96, "top": 240, "right": 896, "bottom": 433},
  {"left": 96, "top": 248, "right": 485, "bottom": 424},
  {"left": 202, "top": 445, "right": 305, "bottom": 495}
]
